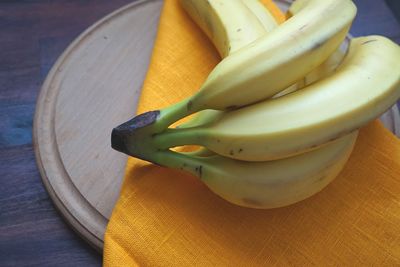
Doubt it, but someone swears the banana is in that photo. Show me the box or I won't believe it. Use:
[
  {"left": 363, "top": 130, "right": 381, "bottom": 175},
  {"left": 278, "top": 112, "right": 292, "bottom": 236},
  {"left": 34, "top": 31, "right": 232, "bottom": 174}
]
[
  {"left": 240, "top": 0, "right": 280, "bottom": 32},
  {"left": 179, "top": 0, "right": 280, "bottom": 130},
  {"left": 180, "top": 0, "right": 350, "bottom": 129},
  {"left": 185, "top": 0, "right": 355, "bottom": 113},
  {"left": 180, "top": 0, "right": 277, "bottom": 58},
  {"left": 150, "top": 132, "right": 358, "bottom": 209},
  {"left": 287, "top": 0, "right": 310, "bottom": 15},
  {"left": 180, "top": 0, "right": 302, "bottom": 157},
  {"left": 180, "top": 1, "right": 351, "bottom": 129},
  {"left": 304, "top": 45, "right": 347, "bottom": 86},
  {"left": 116, "top": 0, "right": 357, "bottom": 134},
  {"left": 181, "top": 47, "right": 348, "bottom": 155},
  {"left": 151, "top": 36, "right": 400, "bottom": 162}
]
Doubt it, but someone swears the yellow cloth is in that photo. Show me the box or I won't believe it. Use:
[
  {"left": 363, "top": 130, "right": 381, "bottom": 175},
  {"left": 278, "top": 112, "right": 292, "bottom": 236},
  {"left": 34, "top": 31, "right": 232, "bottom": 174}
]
[{"left": 104, "top": 1, "right": 400, "bottom": 266}]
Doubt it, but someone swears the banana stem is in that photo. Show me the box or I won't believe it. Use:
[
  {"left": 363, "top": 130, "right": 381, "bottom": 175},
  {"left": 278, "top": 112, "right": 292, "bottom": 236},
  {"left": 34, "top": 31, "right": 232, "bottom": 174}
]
[
  {"left": 153, "top": 127, "right": 202, "bottom": 149},
  {"left": 111, "top": 95, "right": 205, "bottom": 159},
  {"left": 152, "top": 98, "right": 194, "bottom": 131},
  {"left": 152, "top": 150, "right": 206, "bottom": 179}
]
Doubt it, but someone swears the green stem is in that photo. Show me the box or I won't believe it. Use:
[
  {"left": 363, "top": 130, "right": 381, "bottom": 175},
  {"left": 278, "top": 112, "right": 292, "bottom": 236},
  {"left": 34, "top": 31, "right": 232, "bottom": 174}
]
[
  {"left": 153, "top": 127, "right": 204, "bottom": 149},
  {"left": 111, "top": 95, "right": 203, "bottom": 159},
  {"left": 152, "top": 150, "right": 206, "bottom": 179},
  {"left": 151, "top": 96, "right": 200, "bottom": 133}
]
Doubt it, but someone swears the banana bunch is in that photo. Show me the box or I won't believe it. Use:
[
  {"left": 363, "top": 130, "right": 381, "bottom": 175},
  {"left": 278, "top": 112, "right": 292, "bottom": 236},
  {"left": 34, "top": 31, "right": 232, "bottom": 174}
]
[{"left": 111, "top": 0, "right": 400, "bottom": 209}]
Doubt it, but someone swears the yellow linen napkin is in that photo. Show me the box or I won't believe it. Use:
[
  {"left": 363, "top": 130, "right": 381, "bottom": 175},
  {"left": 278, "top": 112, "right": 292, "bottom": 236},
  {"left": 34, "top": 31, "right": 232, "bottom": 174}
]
[{"left": 104, "top": 1, "right": 400, "bottom": 266}]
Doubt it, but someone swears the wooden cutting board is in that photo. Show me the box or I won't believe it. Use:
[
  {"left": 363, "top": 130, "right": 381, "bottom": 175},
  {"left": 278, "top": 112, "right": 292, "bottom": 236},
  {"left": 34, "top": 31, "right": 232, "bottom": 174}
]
[
  {"left": 33, "top": 0, "right": 163, "bottom": 251},
  {"left": 33, "top": 0, "right": 400, "bottom": 252}
]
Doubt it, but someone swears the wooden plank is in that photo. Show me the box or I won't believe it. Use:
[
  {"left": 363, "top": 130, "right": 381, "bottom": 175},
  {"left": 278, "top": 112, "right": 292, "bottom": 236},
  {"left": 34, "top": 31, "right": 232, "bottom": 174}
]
[{"left": 0, "top": 145, "right": 101, "bottom": 266}]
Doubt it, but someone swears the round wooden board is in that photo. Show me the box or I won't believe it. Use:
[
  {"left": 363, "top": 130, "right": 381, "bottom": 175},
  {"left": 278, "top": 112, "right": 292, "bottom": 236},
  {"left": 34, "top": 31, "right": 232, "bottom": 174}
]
[
  {"left": 33, "top": 0, "right": 163, "bottom": 251},
  {"left": 33, "top": 0, "right": 400, "bottom": 253}
]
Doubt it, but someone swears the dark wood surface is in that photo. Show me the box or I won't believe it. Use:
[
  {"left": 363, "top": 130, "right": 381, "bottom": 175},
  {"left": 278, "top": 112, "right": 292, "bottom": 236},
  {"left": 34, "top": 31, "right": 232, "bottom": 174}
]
[{"left": 0, "top": 0, "right": 399, "bottom": 266}]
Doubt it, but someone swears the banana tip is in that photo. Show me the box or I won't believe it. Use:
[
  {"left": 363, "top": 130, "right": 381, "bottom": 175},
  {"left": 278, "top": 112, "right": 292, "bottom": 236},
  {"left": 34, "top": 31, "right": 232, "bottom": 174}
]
[
  {"left": 111, "top": 127, "right": 128, "bottom": 154},
  {"left": 111, "top": 110, "right": 160, "bottom": 154}
]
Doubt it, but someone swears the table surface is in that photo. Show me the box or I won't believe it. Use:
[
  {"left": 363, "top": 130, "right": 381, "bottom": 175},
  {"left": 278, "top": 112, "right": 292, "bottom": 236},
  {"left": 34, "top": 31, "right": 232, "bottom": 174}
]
[{"left": 1, "top": 0, "right": 399, "bottom": 266}]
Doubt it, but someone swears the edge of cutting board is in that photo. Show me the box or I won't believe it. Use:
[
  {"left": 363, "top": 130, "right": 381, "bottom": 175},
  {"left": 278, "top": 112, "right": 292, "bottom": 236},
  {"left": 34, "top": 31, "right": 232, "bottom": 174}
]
[{"left": 33, "top": 0, "right": 163, "bottom": 251}]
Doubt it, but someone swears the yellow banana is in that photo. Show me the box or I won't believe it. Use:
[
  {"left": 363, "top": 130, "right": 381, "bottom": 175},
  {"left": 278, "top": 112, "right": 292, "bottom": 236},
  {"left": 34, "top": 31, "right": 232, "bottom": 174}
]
[
  {"left": 152, "top": 36, "right": 400, "bottom": 161},
  {"left": 180, "top": 0, "right": 350, "bottom": 129},
  {"left": 150, "top": 132, "right": 358, "bottom": 209},
  {"left": 304, "top": 46, "right": 347, "bottom": 85},
  {"left": 188, "top": 0, "right": 355, "bottom": 112},
  {"left": 180, "top": 0, "right": 277, "bottom": 58},
  {"left": 179, "top": 0, "right": 281, "bottom": 131},
  {"left": 240, "top": 0, "right": 279, "bottom": 33},
  {"left": 120, "top": 0, "right": 357, "bottom": 133}
]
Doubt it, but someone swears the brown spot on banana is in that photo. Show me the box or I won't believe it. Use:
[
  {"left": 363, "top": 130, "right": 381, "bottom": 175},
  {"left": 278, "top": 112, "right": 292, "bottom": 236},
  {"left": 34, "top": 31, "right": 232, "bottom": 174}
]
[
  {"left": 187, "top": 100, "right": 193, "bottom": 111},
  {"left": 362, "top": 39, "right": 377, "bottom": 45},
  {"left": 311, "top": 39, "right": 326, "bottom": 51},
  {"left": 226, "top": 105, "right": 238, "bottom": 110},
  {"left": 299, "top": 24, "right": 308, "bottom": 30}
]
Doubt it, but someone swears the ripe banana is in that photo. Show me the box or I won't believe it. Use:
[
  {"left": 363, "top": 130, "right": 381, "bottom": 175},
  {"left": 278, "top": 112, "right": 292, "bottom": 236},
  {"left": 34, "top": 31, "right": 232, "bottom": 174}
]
[
  {"left": 152, "top": 36, "right": 400, "bottom": 162},
  {"left": 181, "top": 46, "right": 348, "bottom": 155},
  {"left": 180, "top": 0, "right": 350, "bottom": 130},
  {"left": 150, "top": 132, "right": 358, "bottom": 209},
  {"left": 180, "top": 0, "right": 278, "bottom": 58},
  {"left": 178, "top": 0, "right": 343, "bottom": 158},
  {"left": 178, "top": 0, "right": 279, "bottom": 130},
  {"left": 304, "top": 46, "right": 347, "bottom": 86},
  {"left": 124, "top": 0, "right": 357, "bottom": 133},
  {"left": 240, "top": 0, "right": 280, "bottom": 32}
]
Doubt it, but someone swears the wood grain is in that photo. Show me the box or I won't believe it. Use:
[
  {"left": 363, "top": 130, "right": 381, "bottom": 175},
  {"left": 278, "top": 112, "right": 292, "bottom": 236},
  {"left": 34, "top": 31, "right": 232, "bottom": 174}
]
[
  {"left": 1, "top": 0, "right": 400, "bottom": 265},
  {"left": 54, "top": 1, "right": 162, "bottom": 219},
  {"left": 0, "top": 0, "right": 136, "bottom": 266},
  {"left": 34, "top": 0, "right": 163, "bottom": 251},
  {"left": 0, "top": 145, "right": 100, "bottom": 266}
]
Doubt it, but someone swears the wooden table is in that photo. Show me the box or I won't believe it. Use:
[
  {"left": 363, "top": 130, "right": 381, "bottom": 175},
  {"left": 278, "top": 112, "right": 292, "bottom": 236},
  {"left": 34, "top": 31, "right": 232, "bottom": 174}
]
[{"left": 0, "top": 0, "right": 399, "bottom": 266}]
